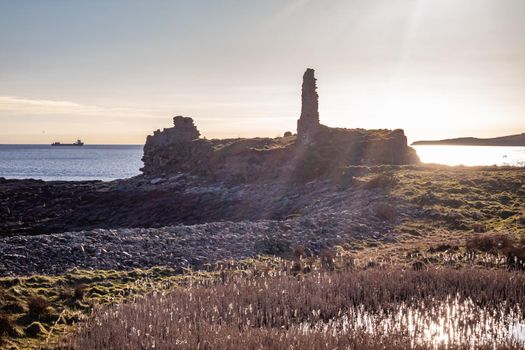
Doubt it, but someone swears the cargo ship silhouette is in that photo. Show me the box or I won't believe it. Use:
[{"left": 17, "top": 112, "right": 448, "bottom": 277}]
[{"left": 51, "top": 139, "right": 84, "bottom": 146}]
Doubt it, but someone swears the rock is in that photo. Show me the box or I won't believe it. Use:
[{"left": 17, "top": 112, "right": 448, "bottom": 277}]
[
  {"left": 4, "top": 253, "right": 26, "bottom": 260},
  {"left": 150, "top": 178, "right": 166, "bottom": 185},
  {"left": 499, "top": 210, "right": 518, "bottom": 219},
  {"left": 472, "top": 211, "right": 484, "bottom": 220}
]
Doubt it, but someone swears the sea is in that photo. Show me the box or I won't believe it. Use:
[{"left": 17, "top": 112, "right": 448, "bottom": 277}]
[
  {"left": 0, "top": 144, "right": 523, "bottom": 182},
  {"left": 412, "top": 145, "right": 525, "bottom": 168},
  {"left": 0, "top": 145, "right": 143, "bottom": 181}
]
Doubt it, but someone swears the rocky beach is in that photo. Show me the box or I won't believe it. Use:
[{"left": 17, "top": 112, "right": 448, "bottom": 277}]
[
  {"left": 0, "top": 68, "right": 423, "bottom": 276},
  {"left": 0, "top": 170, "right": 400, "bottom": 275},
  {"left": 1, "top": 165, "right": 524, "bottom": 277}
]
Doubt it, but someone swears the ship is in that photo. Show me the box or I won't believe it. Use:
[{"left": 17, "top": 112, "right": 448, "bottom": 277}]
[{"left": 51, "top": 139, "right": 84, "bottom": 146}]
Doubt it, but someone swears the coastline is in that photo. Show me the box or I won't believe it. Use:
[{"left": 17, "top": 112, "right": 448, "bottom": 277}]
[{"left": 2, "top": 164, "right": 524, "bottom": 277}]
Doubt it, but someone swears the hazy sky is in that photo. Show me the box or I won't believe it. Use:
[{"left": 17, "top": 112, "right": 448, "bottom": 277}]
[{"left": 1, "top": 0, "right": 524, "bottom": 144}]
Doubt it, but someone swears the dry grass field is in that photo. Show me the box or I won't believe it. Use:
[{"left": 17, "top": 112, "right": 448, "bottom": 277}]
[{"left": 57, "top": 263, "right": 525, "bottom": 350}]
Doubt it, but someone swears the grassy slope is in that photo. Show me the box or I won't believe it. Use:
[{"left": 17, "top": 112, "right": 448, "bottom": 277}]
[{"left": 384, "top": 166, "right": 524, "bottom": 263}]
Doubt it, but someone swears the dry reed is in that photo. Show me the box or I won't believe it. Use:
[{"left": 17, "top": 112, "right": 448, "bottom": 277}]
[{"left": 59, "top": 266, "right": 525, "bottom": 350}]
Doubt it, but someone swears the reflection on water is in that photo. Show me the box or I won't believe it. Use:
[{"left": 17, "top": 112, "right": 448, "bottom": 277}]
[
  {"left": 413, "top": 145, "right": 525, "bottom": 167},
  {"left": 300, "top": 296, "right": 524, "bottom": 349}
]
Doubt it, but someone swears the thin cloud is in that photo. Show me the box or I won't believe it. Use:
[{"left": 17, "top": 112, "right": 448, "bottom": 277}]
[
  {"left": 0, "top": 95, "right": 164, "bottom": 119},
  {"left": 0, "top": 96, "right": 88, "bottom": 113}
]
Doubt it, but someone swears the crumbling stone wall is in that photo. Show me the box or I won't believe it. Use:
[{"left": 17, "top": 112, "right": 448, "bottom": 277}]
[
  {"left": 141, "top": 116, "right": 213, "bottom": 175},
  {"left": 297, "top": 68, "right": 321, "bottom": 145},
  {"left": 140, "top": 69, "right": 420, "bottom": 182}
]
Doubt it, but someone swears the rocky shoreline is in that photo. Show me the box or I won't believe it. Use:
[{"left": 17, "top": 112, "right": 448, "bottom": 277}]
[
  {"left": 2, "top": 165, "right": 524, "bottom": 276},
  {"left": 0, "top": 218, "right": 377, "bottom": 277},
  {"left": 0, "top": 164, "right": 405, "bottom": 237},
  {"left": 0, "top": 174, "right": 303, "bottom": 236},
  {"left": 0, "top": 172, "right": 403, "bottom": 276}
]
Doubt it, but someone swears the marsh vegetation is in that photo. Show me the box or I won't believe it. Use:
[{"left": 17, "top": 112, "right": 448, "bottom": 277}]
[{"left": 58, "top": 261, "right": 525, "bottom": 350}]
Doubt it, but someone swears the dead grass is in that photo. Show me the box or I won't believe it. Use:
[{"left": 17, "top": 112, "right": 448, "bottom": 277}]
[
  {"left": 59, "top": 264, "right": 525, "bottom": 350},
  {"left": 362, "top": 173, "right": 399, "bottom": 190},
  {"left": 466, "top": 233, "right": 514, "bottom": 253},
  {"left": 374, "top": 203, "right": 397, "bottom": 221},
  {"left": 0, "top": 313, "right": 14, "bottom": 345},
  {"left": 27, "top": 296, "right": 51, "bottom": 320},
  {"left": 466, "top": 233, "right": 525, "bottom": 270}
]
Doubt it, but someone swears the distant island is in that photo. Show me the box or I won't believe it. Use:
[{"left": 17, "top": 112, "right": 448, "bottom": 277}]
[{"left": 412, "top": 133, "right": 525, "bottom": 146}]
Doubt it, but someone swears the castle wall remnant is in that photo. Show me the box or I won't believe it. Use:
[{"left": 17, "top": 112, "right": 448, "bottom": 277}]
[
  {"left": 141, "top": 68, "right": 419, "bottom": 182},
  {"left": 141, "top": 116, "right": 212, "bottom": 175},
  {"left": 146, "top": 116, "right": 200, "bottom": 147},
  {"left": 297, "top": 68, "right": 321, "bottom": 145}
]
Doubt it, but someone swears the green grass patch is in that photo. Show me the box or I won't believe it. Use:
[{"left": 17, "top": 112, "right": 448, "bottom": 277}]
[{"left": 0, "top": 266, "right": 209, "bottom": 349}]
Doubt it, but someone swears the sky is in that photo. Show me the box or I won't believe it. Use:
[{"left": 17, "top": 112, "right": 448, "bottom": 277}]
[{"left": 1, "top": 0, "right": 524, "bottom": 144}]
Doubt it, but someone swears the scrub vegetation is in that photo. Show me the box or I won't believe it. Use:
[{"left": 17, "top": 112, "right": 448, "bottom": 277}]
[{"left": 58, "top": 260, "right": 525, "bottom": 350}]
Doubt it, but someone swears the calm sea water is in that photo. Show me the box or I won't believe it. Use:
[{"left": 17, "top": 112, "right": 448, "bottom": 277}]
[
  {"left": 0, "top": 144, "right": 523, "bottom": 182},
  {"left": 0, "top": 145, "right": 143, "bottom": 181},
  {"left": 413, "top": 145, "right": 525, "bottom": 167}
]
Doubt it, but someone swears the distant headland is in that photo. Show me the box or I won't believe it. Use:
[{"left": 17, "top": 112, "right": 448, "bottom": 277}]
[{"left": 412, "top": 133, "right": 525, "bottom": 147}]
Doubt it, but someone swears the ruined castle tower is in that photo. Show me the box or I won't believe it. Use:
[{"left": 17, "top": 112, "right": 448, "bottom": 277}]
[{"left": 297, "top": 68, "right": 320, "bottom": 145}]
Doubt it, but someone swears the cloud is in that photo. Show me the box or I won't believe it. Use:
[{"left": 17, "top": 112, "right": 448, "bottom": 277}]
[
  {"left": 0, "top": 96, "right": 96, "bottom": 114},
  {"left": 0, "top": 95, "right": 164, "bottom": 119},
  {"left": 0, "top": 92, "right": 295, "bottom": 120}
]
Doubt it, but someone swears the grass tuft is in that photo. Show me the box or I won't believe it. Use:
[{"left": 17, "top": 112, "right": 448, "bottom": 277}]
[
  {"left": 27, "top": 296, "right": 51, "bottom": 320},
  {"left": 25, "top": 322, "right": 47, "bottom": 337}
]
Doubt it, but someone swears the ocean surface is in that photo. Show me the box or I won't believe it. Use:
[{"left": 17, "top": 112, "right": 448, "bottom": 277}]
[
  {"left": 0, "top": 145, "right": 143, "bottom": 181},
  {"left": 412, "top": 145, "right": 525, "bottom": 167},
  {"left": 0, "top": 144, "right": 523, "bottom": 182}
]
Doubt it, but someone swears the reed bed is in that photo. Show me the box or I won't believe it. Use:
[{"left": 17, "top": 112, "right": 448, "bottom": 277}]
[{"left": 59, "top": 266, "right": 525, "bottom": 350}]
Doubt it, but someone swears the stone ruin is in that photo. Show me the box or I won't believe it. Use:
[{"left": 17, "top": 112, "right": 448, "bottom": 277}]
[
  {"left": 141, "top": 116, "right": 209, "bottom": 175},
  {"left": 141, "top": 69, "right": 419, "bottom": 182},
  {"left": 297, "top": 68, "right": 320, "bottom": 145},
  {"left": 147, "top": 116, "right": 200, "bottom": 146}
]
